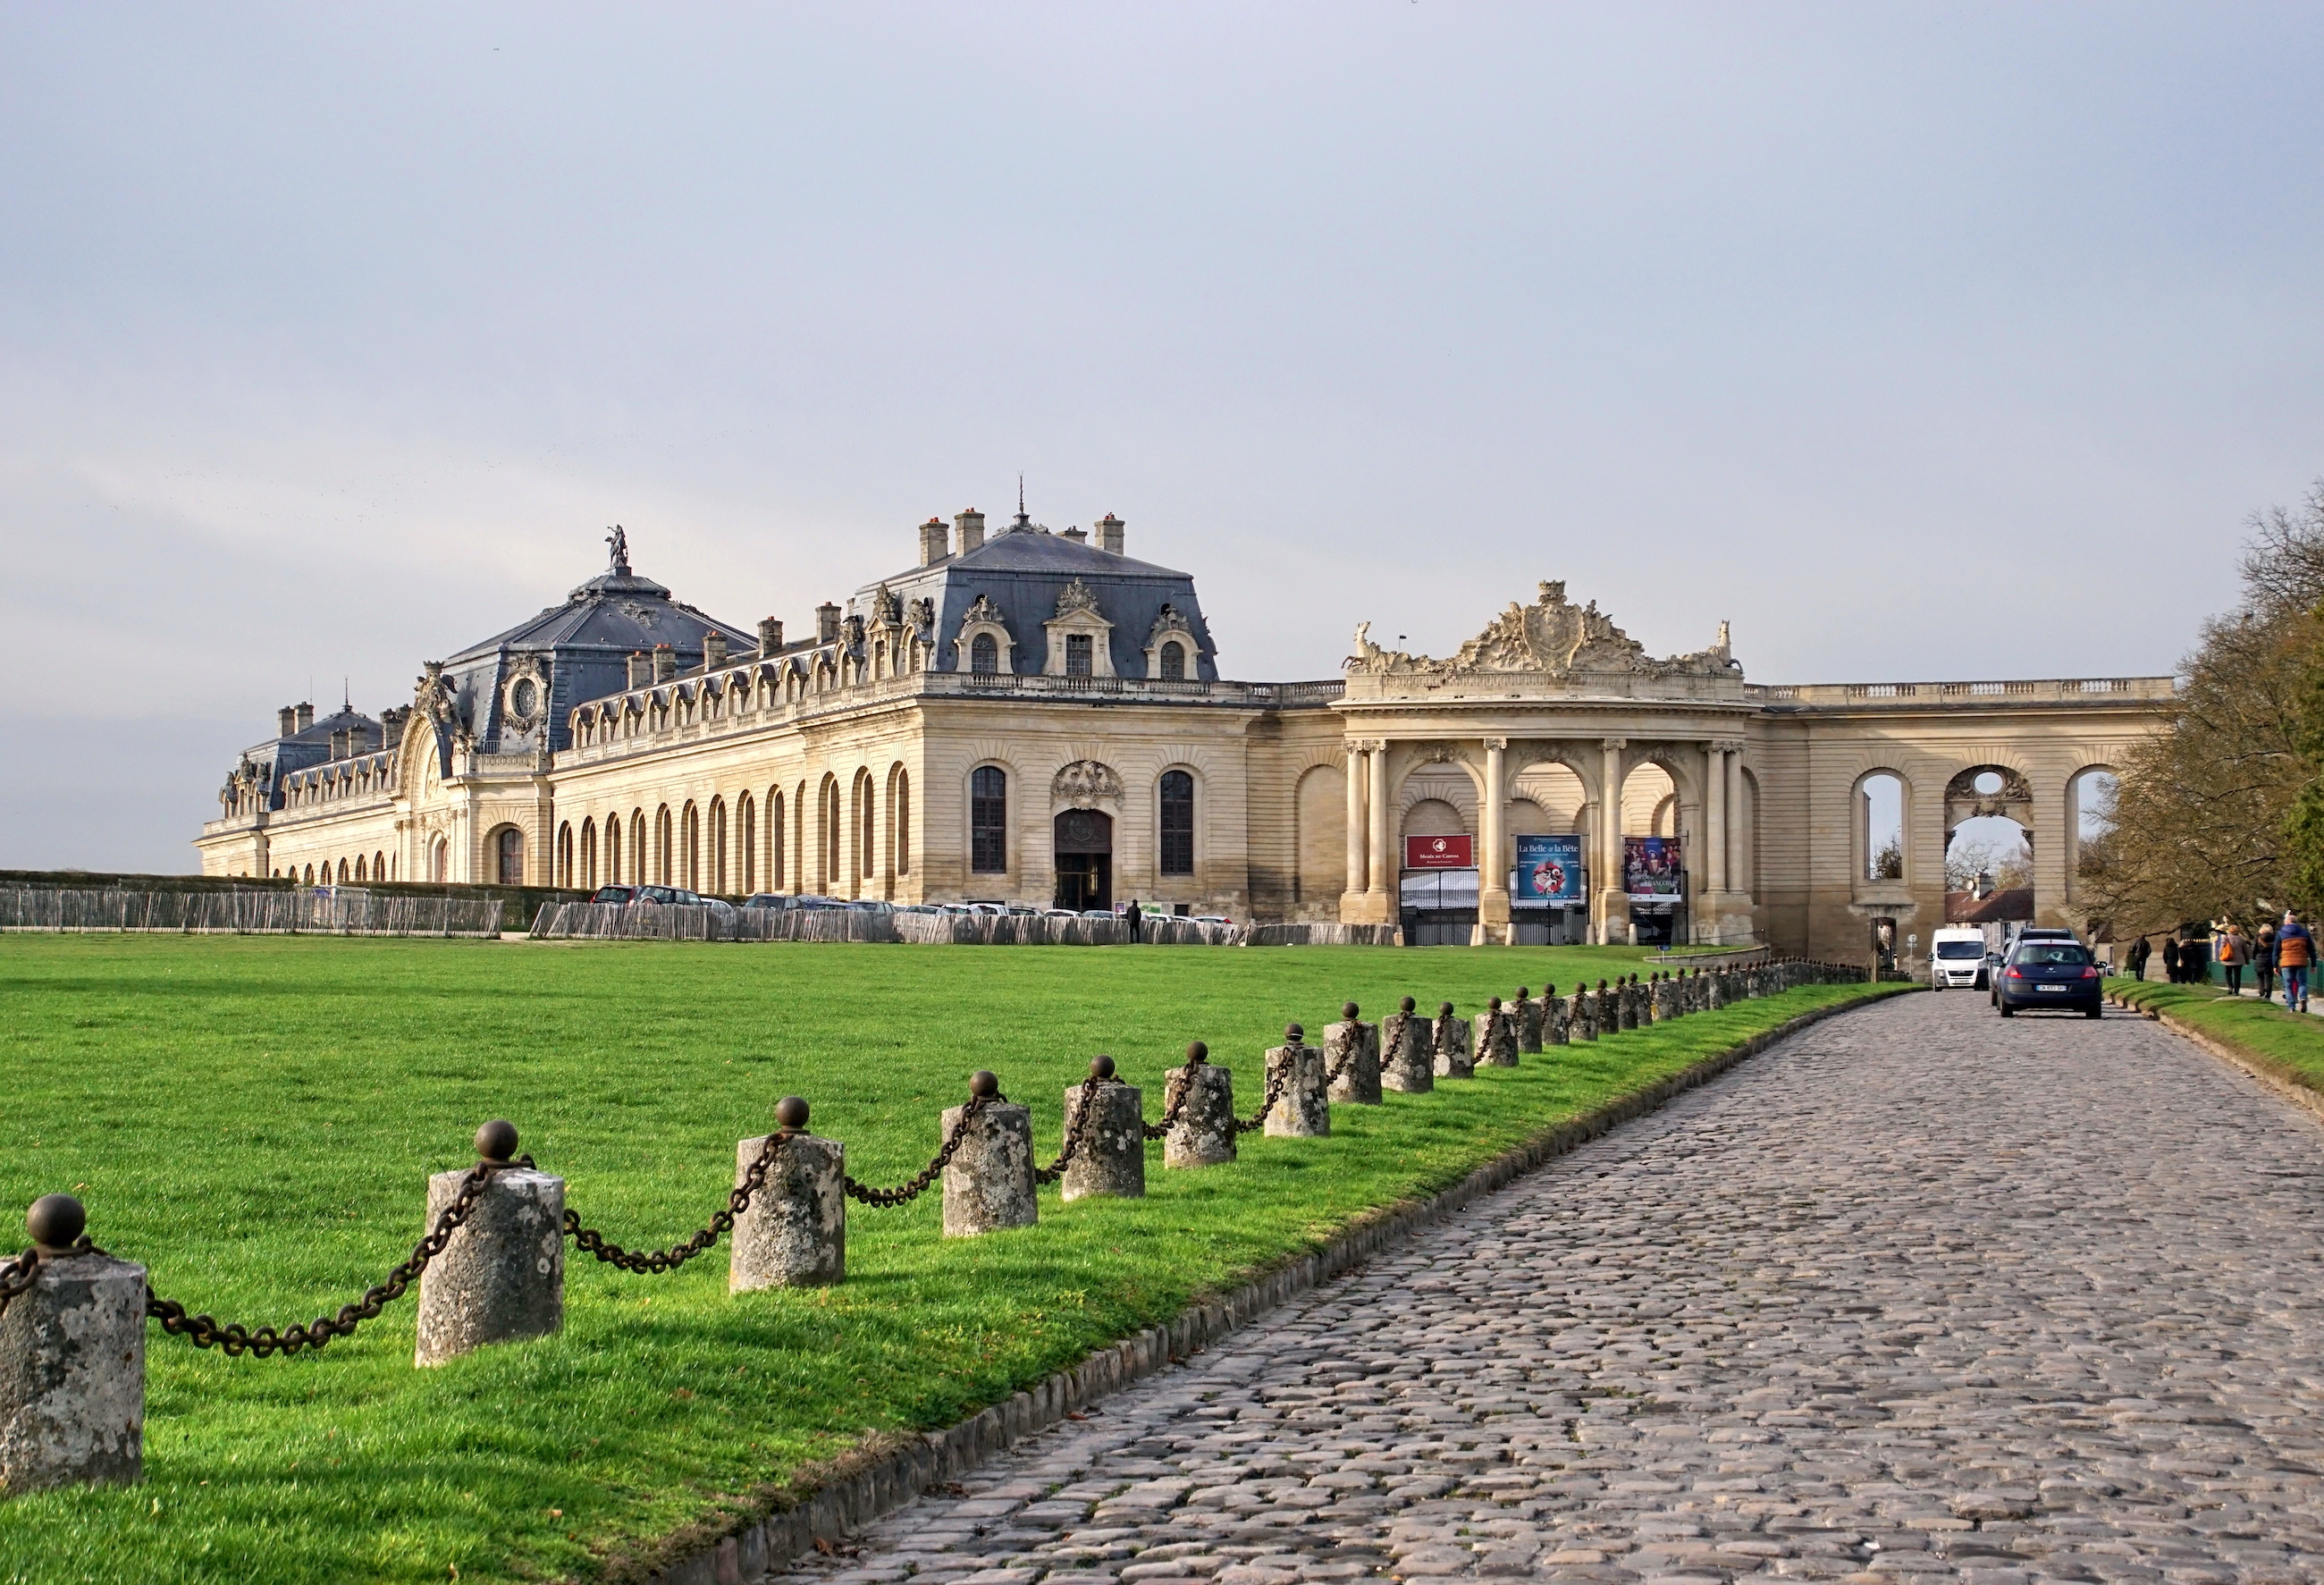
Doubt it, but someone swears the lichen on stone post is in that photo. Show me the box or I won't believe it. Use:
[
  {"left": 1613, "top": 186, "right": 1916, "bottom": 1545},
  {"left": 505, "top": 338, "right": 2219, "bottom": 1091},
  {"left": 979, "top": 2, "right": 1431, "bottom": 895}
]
[
  {"left": 1543, "top": 982, "right": 1570, "bottom": 1045},
  {"left": 1164, "top": 1044, "right": 1236, "bottom": 1167},
  {"left": 1513, "top": 989, "right": 1544, "bottom": 1053},
  {"left": 731, "top": 1098, "right": 845, "bottom": 1291},
  {"left": 940, "top": 1076, "right": 1036, "bottom": 1236},
  {"left": 1474, "top": 998, "right": 1519, "bottom": 1067},
  {"left": 0, "top": 1195, "right": 144, "bottom": 1495},
  {"left": 1061, "top": 1065, "right": 1145, "bottom": 1201},
  {"left": 1378, "top": 998, "right": 1434, "bottom": 1093},
  {"left": 1432, "top": 1003, "right": 1474, "bottom": 1079},
  {"left": 1324, "top": 1003, "right": 1381, "bottom": 1105},
  {"left": 416, "top": 1125, "right": 566, "bottom": 1367},
  {"left": 1264, "top": 1027, "right": 1329, "bottom": 1137}
]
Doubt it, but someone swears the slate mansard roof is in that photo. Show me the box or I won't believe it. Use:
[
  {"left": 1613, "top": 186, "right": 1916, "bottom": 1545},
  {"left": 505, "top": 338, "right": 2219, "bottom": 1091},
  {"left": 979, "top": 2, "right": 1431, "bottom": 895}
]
[{"left": 853, "top": 511, "right": 1219, "bottom": 681}]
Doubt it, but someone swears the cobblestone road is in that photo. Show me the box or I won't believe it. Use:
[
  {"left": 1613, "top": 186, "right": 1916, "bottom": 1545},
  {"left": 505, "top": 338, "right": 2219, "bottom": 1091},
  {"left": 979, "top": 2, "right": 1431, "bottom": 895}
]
[{"left": 775, "top": 994, "right": 2324, "bottom": 1585}]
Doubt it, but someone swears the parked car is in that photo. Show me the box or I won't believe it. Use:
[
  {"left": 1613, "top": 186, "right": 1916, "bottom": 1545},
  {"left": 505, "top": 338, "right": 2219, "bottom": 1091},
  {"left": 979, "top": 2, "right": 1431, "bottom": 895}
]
[
  {"left": 1040, "top": 907, "right": 1082, "bottom": 920},
  {"left": 1081, "top": 909, "right": 1115, "bottom": 920},
  {"left": 741, "top": 893, "right": 790, "bottom": 911},
  {"left": 1191, "top": 915, "right": 1233, "bottom": 926},
  {"left": 589, "top": 884, "right": 640, "bottom": 905},
  {"left": 789, "top": 894, "right": 848, "bottom": 912},
  {"left": 1995, "top": 937, "right": 2103, "bottom": 1018},
  {"left": 846, "top": 899, "right": 893, "bottom": 916},
  {"left": 896, "top": 903, "right": 944, "bottom": 915}
]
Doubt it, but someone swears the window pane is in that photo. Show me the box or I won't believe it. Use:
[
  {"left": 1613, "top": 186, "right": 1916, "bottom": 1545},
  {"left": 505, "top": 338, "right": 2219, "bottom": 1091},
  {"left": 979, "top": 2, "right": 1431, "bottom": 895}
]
[
  {"left": 971, "top": 766, "right": 1007, "bottom": 873},
  {"left": 971, "top": 633, "right": 998, "bottom": 674},
  {"left": 1160, "top": 771, "right": 1194, "bottom": 876},
  {"left": 1066, "top": 633, "right": 1093, "bottom": 677},
  {"left": 1159, "top": 641, "right": 1184, "bottom": 680}
]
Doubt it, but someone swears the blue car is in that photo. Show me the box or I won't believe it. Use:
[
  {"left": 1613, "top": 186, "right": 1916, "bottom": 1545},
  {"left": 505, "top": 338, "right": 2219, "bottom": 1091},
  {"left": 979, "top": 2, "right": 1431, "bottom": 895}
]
[{"left": 1996, "top": 937, "right": 2103, "bottom": 1017}]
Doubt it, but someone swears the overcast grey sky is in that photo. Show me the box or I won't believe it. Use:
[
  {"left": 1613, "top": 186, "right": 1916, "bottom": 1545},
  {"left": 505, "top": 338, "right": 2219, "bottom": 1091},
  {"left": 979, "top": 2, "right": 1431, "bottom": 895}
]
[{"left": 4, "top": 4, "right": 2320, "bottom": 873}]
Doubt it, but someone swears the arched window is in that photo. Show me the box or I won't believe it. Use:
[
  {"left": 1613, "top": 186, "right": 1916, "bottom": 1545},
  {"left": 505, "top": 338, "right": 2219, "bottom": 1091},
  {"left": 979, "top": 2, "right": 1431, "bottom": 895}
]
[
  {"left": 374, "top": 850, "right": 385, "bottom": 882},
  {"left": 656, "top": 806, "right": 673, "bottom": 885},
  {"left": 1160, "top": 770, "right": 1195, "bottom": 876},
  {"left": 857, "top": 771, "right": 875, "bottom": 880},
  {"left": 770, "top": 788, "right": 787, "bottom": 890},
  {"left": 895, "top": 769, "right": 912, "bottom": 875},
  {"left": 971, "top": 766, "right": 1007, "bottom": 874},
  {"left": 971, "top": 632, "right": 998, "bottom": 675},
  {"left": 737, "top": 794, "right": 754, "bottom": 893},
  {"left": 581, "top": 819, "right": 597, "bottom": 889},
  {"left": 630, "top": 810, "right": 647, "bottom": 883},
  {"left": 337, "top": 858, "right": 349, "bottom": 884},
  {"left": 354, "top": 855, "right": 367, "bottom": 881},
  {"left": 1065, "top": 633, "right": 1094, "bottom": 677},
  {"left": 557, "top": 823, "right": 573, "bottom": 888},
  {"left": 1860, "top": 772, "right": 1905, "bottom": 881},
  {"left": 304, "top": 864, "right": 316, "bottom": 884},
  {"left": 1158, "top": 640, "right": 1185, "bottom": 680},
  {"left": 497, "top": 826, "right": 525, "bottom": 885}
]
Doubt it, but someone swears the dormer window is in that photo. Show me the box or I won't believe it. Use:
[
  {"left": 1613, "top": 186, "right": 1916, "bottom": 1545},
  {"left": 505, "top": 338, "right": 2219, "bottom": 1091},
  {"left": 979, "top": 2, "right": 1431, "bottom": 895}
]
[
  {"left": 972, "top": 632, "right": 998, "bottom": 674},
  {"left": 1158, "top": 640, "right": 1186, "bottom": 680},
  {"left": 1066, "top": 634, "right": 1093, "bottom": 677}
]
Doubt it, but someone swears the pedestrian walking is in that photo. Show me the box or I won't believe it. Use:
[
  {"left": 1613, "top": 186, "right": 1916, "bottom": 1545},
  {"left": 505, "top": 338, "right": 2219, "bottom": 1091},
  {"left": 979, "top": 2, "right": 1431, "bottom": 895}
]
[
  {"left": 2180, "top": 930, "right": 2210, "bottom": 987},
  {"left": 2217, "top": 923, "right": 2248, "bottom": 996},
  {"left": 2161, "top": 935, "right": 2182, "bottom": 983},
  {"left": 2126, "top": 935, "right": 2151, "bottom": 981},
  {"left": 1124, "top": 898, "right": 1142, "bottom": 943},
  {"left": 2258, "top": 923, "right": 2279, "bottom": 1002},
  {"left": 2278, "top": 912, "right": 2313, "bottom": 1012}
]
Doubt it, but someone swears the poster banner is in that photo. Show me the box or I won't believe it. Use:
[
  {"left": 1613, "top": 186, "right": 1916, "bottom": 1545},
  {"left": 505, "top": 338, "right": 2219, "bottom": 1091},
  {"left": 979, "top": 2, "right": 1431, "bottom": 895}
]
[
  {"left": 1623, "top": 836, "right": 1684, "bottom": 899},
  {"left": 1512, "top": 833, "right": 1585, "bottom": 904},
  {"left": 1404, "top": 833, "right": 1474, "bottom": 870}
]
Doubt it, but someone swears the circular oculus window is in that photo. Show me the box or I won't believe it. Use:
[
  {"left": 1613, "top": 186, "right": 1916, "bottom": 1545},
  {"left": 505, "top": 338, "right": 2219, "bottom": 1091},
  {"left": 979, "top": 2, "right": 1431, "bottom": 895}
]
[{"left": 511, "top": 679, "right": 538, "bottom": 717}]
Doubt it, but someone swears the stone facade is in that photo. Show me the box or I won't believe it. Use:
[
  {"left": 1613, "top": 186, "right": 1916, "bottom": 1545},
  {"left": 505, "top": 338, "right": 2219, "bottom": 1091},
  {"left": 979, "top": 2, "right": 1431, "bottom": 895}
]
[{"left": 195, "top": 511, "right": 2174, "bottom": 958}]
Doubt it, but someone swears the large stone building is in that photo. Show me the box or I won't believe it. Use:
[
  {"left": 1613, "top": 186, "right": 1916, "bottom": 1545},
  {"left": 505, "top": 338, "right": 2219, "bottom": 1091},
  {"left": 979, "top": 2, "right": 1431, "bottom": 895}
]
[{"left": 196, "top": 508, "right": 2175, "bottom": 957}]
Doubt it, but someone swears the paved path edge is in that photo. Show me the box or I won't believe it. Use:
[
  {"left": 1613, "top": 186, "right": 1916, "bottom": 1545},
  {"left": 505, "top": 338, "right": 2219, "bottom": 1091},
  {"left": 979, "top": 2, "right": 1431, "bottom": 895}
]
[
  {"left": 632, "top": 984, "right": 1918, "bottom": 1585},
  {"left": 2106, "top": 987, "right": 2324, "bottom": 1126}
]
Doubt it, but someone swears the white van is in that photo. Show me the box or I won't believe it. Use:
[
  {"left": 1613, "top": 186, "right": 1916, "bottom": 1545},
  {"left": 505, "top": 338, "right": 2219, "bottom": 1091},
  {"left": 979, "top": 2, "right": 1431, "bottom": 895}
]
[{"left": 1930, "top": 927, "right": 1990, "bottom": 990}]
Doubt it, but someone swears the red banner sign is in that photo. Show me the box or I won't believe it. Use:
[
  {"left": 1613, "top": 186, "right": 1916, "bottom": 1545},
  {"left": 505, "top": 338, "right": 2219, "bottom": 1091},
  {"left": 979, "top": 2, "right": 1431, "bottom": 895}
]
[{"left": 1404, "top": 833, "right": 1474, "bottom": 870}]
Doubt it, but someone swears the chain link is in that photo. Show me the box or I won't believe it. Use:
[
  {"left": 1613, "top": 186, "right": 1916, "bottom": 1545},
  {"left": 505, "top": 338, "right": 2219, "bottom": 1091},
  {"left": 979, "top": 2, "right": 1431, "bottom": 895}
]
[
  {"left": 564, "top": 1131, "right": 787, "bottom": 1275},
  {"left": 1032, "top": 1080, "right": 1108, "bottom": 1185},
  {"left": 1234, "top": 1051, "right": 1295, "bottom": 1135},
  {"left": 845, "top": 1093, "right": 993, "bottom": 1208},
  {"left": 145, "top": 1155, "right": 531, "bottom": 1358},
  {"left": 1143, "top": 1048, "right": 1208, "bottom": 1140},
  {"left": 0, "top": 1245, "right": 44, "bottom": 1321}
]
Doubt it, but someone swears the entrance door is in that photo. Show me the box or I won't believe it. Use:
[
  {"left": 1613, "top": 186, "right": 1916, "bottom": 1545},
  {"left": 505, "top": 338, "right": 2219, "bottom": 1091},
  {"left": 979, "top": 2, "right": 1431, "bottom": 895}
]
[{"left": 1053, "top": 809, "right": 1113, "bottom": 911}]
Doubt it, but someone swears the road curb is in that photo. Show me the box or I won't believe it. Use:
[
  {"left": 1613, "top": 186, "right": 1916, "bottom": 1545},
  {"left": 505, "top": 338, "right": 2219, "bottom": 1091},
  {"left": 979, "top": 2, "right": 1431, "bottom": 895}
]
[
  {"left": 2106, "top": 991, "right": 2324, "bottom": 1128},
  {"left": 632, "top": 984, "right": 1915, "bottom": 1585}
]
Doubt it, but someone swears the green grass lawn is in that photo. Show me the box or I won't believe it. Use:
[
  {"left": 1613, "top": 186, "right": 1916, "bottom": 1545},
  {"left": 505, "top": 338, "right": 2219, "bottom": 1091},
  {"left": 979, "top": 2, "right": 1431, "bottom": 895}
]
[
  {"left": 0, "top": 935, "right": 1895, "bottom": 1584},
  {"left": 2106, "top": 975, "right": 2324, "bottom": 1094}
]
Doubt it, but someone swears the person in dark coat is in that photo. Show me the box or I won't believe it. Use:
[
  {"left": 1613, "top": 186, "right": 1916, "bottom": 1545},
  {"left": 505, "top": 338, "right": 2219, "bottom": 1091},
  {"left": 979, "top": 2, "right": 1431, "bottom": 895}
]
[
  {"left": 2257, "top": 924, "right": 2279, "bottom": 1002},
  {"left": 2126, "top": 935, "right": 2151, "bottom": 980},
  {"left": 2180, "top": 931, "right": 2210, "bottom": 987},
  {"left": 2161, "top": 935, "right": 2182, "bottom": 982},
  {"left": 1124, "top": 898, "right": 1142, "bottom": 943}
]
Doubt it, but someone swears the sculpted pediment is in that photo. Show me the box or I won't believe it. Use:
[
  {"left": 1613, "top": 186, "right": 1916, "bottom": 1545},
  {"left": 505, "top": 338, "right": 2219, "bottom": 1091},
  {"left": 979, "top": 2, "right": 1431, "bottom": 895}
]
[{"left": 1349, "top": 581, "right": 1739, "bottom": 683}]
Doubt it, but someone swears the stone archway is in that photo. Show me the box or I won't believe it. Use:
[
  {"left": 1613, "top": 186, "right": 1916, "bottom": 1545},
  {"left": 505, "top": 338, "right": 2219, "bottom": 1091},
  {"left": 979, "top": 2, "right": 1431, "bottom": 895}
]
[{"left": 1053, "top": 808, "right": 1113, "bottom": 911}]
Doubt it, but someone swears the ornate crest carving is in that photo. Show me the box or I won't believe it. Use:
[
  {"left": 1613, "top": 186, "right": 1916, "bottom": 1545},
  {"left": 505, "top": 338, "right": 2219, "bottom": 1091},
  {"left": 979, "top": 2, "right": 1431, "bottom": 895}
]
[
  {"left": 1054, "top": 578, "right": 1101, "bottom": 619},
  {"left": 908, "top": 596, "right": 935, "bottom": 634},
  {"left": 1051, "top": 759, "right": 1124, "bottom": 805},
  {"left": 1146, "top": 603, "right": 1192, "bottom": 645},
  {"left": 1348, "top": 582, "right": 1738, "bottom": 679},
  {"left": 963, "top": 593, "right": 1006, "bottom": 629},
  {"left": 501, "top": 654, "right": 550, "bottom": 736},
  {"left": 872, "top": 584, "right": 902, "bottom": 626}
]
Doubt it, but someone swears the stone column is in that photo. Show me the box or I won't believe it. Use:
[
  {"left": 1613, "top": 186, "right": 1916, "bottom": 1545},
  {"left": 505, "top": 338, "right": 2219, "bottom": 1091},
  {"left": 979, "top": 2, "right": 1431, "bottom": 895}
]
[
  {"left": 1599, "top": 738, "right": 1629, "bottom": 944},
  {"left": 941, "top": 1074, "right": 1037, "bottom": 1236},
  {"left": 1325, "top": 1004, "right": 1382, "bottom": 1104},
  {"left": 1164, "top": 1044, "right": 1237, "bottom": 1167},
  {"left": 1478, "top": 738, "right": 1510, "bottom": 945},
  {"left": 1061, "top": 1062, "right": 1146, "bottom": 1201},
  {"left": 1264, "top": 1028, "right": 1329, "bottom": 1137},
  {"left": 416, "top": 1125, "right": 566, "bottom": 1367},
  {"left": 1365, "top": 742, "right": 1392, "bottom": 926},
  {"left": 730, "top": 1100, "right": 846, "bottom": 1291},
  {"left": 1706, "top": 745, "right": 1729, "bottom": 894},
  {"left": 1378, "top": 999, "right": 1434, "bottom": 1092},
  {"left": 1341, "top": 744, "right": 1367, "bottom": 918},
  {"left": 0, "top": 1196, "right": 144, "bottom": 1494}
]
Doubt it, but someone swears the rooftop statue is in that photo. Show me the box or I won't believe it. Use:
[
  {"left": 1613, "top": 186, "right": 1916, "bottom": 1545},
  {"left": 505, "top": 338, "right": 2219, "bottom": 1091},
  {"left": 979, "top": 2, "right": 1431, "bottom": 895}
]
[{"left": 1348, "top": 581, "right": 1738, "bottom": 679}]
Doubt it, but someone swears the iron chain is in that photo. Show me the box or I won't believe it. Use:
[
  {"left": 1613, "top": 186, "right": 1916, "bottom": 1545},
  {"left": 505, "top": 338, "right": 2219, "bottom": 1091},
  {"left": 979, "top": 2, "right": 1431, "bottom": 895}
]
[
  {"left": 845, "top": 1092, "right": 992, "bottom": 1208},
  {"left": 1143, "top": 1047, "right": 1209, "bottom": 1140},
  {"left": 1032, "top": 1080, "right": 1107, "bottom": 1185},
  {"left": 0, "top": 1245, "right": 44, "bottom": 1321},
  {"left": 564, "top": 1130, "right": 787, "bottom": 1275},
  {"left": 1234, "top": 1052, "right": 1294, "bottom": 1135},
  {"left": 145, "top": 1155, "right": 531, "bottom": 1358}
]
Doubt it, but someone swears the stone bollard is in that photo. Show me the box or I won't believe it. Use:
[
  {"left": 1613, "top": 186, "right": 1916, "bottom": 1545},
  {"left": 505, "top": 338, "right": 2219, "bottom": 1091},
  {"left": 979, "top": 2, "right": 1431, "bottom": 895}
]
[
  {"left": 730, "top": 1097, "right": 846, "bottom": 1292},
  {"left": 1378, "top": 998, "right": 1435, "bottom": 1093},
  {"left": 1264, "top": 1025, "right": 1330, "bottom": 1137},
  {"left": 416, "top": 1122, "right": 566, "bottom": 1367},
  {"left": 1325, "top": 1003, "right": 1382, "bottom": 1105},
  {"left": 1543, "top": 982, "right": 1570, "bottom": 1045},
  {"left": 1513, "top": 988, "right": 1544, "bottom": 1053},
  {"left": 1707, "top": 970, "right": 1727, "bottom": 1010},
  {"left": 1164, "top": 1042, "right": 1237, "bottom": 1167},
  {"left": 1619, "top": 976, "right": 1641, "bottom": 1032},
  {"left": 1474, "top": 997, "right": 1518, "bottom": 1067},
  {"left": 1653, "top": 974, "right": 1679, "bottom": 1023},
  {"left": 0, "top": 1195, "right": 145, "bottom": 1495},
  {"left": 1432, "top": 1002, "right": 1475, "bottom": 1079},
  {"left": 942, "top": 1072, "right": 1037, "bottom": 1236},
  {"left": 1596, "top": 980, "right": 1615, "bottom": 1035},
  {"left": 1062, "top": 1058, "right": 1146, "bottom": 1201}
]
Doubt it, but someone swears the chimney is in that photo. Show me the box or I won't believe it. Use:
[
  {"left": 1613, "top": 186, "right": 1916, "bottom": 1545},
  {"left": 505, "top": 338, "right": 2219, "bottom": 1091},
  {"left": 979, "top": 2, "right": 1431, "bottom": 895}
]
[
  {"left": 653, "top": 645, "right": 677, "bottom": 682},
  {"left": 1061, "top": 525, "right": 1088, "bottom": 544},
  {"left": 703, "top": 631, "right": 728, "bottom": 670},
  {"left": 1096, "top": 512, "right": 1124, "bottom": 555},
  {"left": 816, "top": 603, "right": 842, "bottom": 645},
  {"left": 627, "top": 651, "right": 651, "bottom": 688},
  {"left": 295, "top": 701, "right": 315, "bottom": 733},
  {"left": 956, "top": 508, "right": 986, "bottom": 554},
  {"left": 328, "top": 728, "right": 348, "bottom": 760},
  {"left": 757, "top": 617, "right": 784, "bottom": 655},
  {"left": 919, "top": 516, "right": 949, "bottom": 565},
  {"left": 278, "top": 705, "right": 297, "bottom": 738}
]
